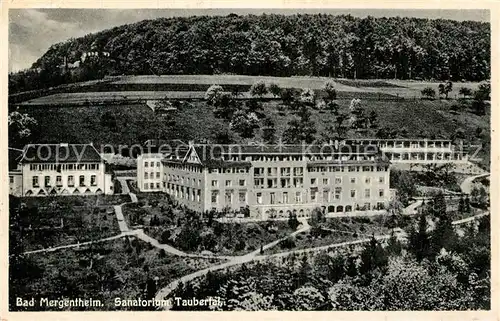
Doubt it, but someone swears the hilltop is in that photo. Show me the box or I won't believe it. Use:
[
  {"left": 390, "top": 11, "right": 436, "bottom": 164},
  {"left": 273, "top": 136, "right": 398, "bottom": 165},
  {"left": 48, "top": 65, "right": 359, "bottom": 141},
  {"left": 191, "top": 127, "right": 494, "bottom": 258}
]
[{"left": 9, "top": 14, "right": 490, "bottom": 94}]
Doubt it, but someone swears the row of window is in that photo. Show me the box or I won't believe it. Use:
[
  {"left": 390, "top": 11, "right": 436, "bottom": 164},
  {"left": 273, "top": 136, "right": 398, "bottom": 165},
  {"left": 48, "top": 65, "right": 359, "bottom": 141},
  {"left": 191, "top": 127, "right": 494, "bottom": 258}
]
[
  {"left": 166, "top": 184, "right": 202, "bottom": 202},
  {"left": 144, "top": 161, "right": 161, "bottom": 168},
  {"left": 208, "top": 167, "right": 250, "bottom": 174},
  {"left": 32, "top": 175, "right": 97, "bottom": 188},
  {"left": 215, "top": 155, "right": 376, "bottom": 162},
  {"left": 144, "top": 182, "right": 161, "bottom": 190},
  {"left": 167, "top": 175, "right": 202, "bottom": 187},
  {"left": 165, "top": 163, "right": 203, "bottom": 173},
  {"left": 254, "top": 167, "right": 303, "bottom": 177},
  {"left": 211, "top": 179, "right": 246, "bottom": 187},
  {"left": 144, "top": 172, "right": 161, "bottom": 179},
  {"left": 210, "top": 188, "right": 385, "bottom": 205},
  {"left": 253, "top": 176, "right": 385, "bottom": 189},
  {"left": 211, "top": 190, "right": 247, "bottom": 204},
  {"left": 29, "top": 163, "right": 100, "bottom": 171}
]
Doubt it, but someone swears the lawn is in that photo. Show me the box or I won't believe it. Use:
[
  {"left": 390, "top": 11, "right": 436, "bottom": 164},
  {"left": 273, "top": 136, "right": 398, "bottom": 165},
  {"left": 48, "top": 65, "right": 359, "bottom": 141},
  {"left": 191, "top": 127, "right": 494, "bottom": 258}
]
[
  {"left": 9, "top": 195, "right": 128, "bottom": 252},
  {"left": 9, "top": 238, "right": 225, "bottom": 311}
]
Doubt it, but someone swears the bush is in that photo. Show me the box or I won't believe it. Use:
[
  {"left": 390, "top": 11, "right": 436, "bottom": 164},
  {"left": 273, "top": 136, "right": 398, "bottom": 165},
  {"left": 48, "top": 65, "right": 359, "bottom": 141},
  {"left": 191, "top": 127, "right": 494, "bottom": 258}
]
[
  {"left": 158, "top": 249, "right": 166, "bottom": 258},
  {"left": 268, "top": 83, "right": 281, "bottom": 97},
  {"left": 250, "top": 81, "right": 268, "bottom": 97},
  {"left": 234, "top": 240, "right": 246, "bottom": 252}
]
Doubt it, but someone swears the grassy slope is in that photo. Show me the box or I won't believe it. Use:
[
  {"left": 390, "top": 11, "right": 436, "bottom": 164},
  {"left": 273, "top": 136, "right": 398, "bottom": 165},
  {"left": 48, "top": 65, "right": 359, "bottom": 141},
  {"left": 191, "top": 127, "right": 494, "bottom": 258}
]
[{"left": 18, "top": 98, "right": 489, "bottom": 149}]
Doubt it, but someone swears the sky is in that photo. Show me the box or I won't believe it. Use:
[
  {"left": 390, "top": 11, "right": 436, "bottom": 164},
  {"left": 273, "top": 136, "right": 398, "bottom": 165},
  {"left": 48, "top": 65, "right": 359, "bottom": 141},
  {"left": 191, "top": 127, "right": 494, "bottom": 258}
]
[{"left": 9, "top": 8, "right": 490, "bottom": 72}]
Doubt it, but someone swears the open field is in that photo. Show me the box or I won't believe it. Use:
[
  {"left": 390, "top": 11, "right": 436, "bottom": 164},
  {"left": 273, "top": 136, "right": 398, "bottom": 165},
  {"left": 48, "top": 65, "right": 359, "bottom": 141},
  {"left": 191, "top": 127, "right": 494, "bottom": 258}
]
[
  {"left": 9, "top": 238, "right": 224, "bottom": 311},
  {"left": 11, "top": 75, "right": 487, "bottom": 105}
]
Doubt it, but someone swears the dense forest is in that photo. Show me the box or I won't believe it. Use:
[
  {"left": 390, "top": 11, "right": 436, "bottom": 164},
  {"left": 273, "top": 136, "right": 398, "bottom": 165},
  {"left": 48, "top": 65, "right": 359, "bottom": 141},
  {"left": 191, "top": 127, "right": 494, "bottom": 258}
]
[{"left": 9, "top": 14, "right": 490, "bottom": 93}]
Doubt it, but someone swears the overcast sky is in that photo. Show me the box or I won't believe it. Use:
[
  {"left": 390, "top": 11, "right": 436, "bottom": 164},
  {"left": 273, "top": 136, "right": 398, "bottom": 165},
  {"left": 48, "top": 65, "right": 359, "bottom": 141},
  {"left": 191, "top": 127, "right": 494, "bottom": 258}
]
[{"left": 9, "top": 8, "right": 490, "bottom": 72}]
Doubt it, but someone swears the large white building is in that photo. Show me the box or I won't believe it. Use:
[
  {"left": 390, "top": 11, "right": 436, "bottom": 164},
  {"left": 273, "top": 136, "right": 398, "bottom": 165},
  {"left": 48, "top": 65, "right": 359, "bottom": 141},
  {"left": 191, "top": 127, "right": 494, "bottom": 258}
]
[{"left": 9, "top": 143, "right": 114, "bottom": 197}]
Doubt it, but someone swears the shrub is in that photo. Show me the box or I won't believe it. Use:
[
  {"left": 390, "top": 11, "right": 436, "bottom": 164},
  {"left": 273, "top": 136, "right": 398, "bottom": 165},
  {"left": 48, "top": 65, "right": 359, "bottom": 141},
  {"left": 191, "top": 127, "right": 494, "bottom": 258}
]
[
  {"left": 268, "top": 83, "right": 281, "bottom": 97},
  {"left": 421, "top": 87, "right": 436, "bottom": 100},
  {"left": 250, "top": 81, "right": 268, "bottom": 97}
]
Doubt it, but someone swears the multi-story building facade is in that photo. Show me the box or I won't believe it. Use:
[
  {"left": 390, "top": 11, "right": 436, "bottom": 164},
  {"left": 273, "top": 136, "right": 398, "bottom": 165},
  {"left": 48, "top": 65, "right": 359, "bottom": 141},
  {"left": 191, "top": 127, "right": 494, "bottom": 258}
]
[
  {"left": 9, "top": 148, "right": 24, "bottom": 197},
  {"left": 9, "top": 143, "right": 114, "bottom": 197},
  {"left": 344, "top": 138, "right": 468, "bottom": 163},
  {"left": 136, "top": 139, "right": 188, "bottom": 192},
  {"left": 161, "top": 143, "right": 391, "bottom": 219}
]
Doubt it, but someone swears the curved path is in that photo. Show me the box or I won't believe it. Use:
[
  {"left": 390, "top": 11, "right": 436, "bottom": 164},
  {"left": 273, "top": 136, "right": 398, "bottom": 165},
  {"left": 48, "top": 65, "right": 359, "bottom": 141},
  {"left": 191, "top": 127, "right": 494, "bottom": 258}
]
[
  {"left": 460, "top": 173, "right": 489, "bottom": 194},
  {"left": 154, "top": 211, "right": 490, "bottom": 307}
]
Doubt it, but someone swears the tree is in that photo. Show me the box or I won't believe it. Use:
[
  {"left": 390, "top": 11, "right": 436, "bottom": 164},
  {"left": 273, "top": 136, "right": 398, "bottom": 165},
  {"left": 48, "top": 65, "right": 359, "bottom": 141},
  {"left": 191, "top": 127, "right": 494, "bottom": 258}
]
[
  {"left": 8, "top": 111, "right": 38, "bottom": 147},
  {"left": 230, "top": 110, "right": 259, "bottom": 138},
  {"left": 262, "top": 117, "right": 276, "bottom": 143},
  {"left": 268, "top": 83, "right": 281, "bottom": 97},
  {"left": 282, "top": 105, "right": 317, "bottom": 144},
  {"left": 323, "top": 81, "right": 337, "bottom": 101},
  {"left": 288, "top": 211, "right": 300, "bottom": 230},
  {"left": 249, "top": 81, "right": 268, "bottom": 98},
  {"left": 438, "top": 81, "right": 453, "bottom": 99},
  {"left": 421, "top": 87, "right": 436, "bottom": 100},
  {"left": 408, "top": 213, "right": 431, "bottom": 262},
  {"left": 429, "top": 191, "right": 447, "bottom": 218},
  {"left": 299, "top": 88, "right": 316, "bottom": 106},
  {"left": 430, "top": 213, "right": 456, "bottom": 257},
  {"left": 391, "top": 170, "right": 417, "bottom": 206},
  {"left": 205, "top": 85, "right": 224, "bottom": 105},
  {"left": 386, "top": 231, "right": 403, "bottom": 256},
  {"left": 280, "top": 88, "right": 297, "bottom": 106},
  {"left": 368, "top": 110, "right": 378, "bottom": 128},
  {"left": 359, "top": 236, "right": 389, "bottom": 276},
  {"left": 459, "top": 87, "right": 472, "bottom": 98}
]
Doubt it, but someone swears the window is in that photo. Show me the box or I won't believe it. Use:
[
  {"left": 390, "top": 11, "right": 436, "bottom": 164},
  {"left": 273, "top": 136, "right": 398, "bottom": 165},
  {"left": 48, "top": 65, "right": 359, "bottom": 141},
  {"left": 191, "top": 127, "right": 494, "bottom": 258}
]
[
  {"left": 365, "top": 177, "right": 371, "bottom": 184},
  {"left": 91, "top": 175, "right": 97, "bottom": 186},
  {"left": 211, "top": 191, "right": 219, "bottom": 203},
  {"left": 145, "top": 172, "right": 149, "bottom": 179},
  {"left": 254, "top": 178, "right": 264, "bottom": 187},
  {"left": 239, "top": 179, "right": 246, "bottom": 186},
  {"left": 267, "top": 167, "right": 277, "bottom": 176},
  {"left": 293, "top": 177, "right": 303, "bottom": 188},
  {"left": 379, "top": 176, "right": 385, "bottom": 183},
  {"left": 267, "top": 178, "right": 277, "bottom": 188},
  {"left": 9, "top": 176, "right": 14, "bottom": 184},
  {"left": 32, "top": 176, "right": 39, "bottom": 188},
  {"left": 150, "top": 183, "right": 154, "bottom": 189},
  {"left": 323, "top": 190, "right": 329, "bottom": 202},
  {"left": 254, "top": 167, "right": 264, "bottom": 176},
  {"left": 350, "top": 190, "right": 356, "bottom": 198},
  {"left": 45, "top": 176, "right": 51, "bottom": 187},
  {"left": 150, "top": 162, "right": 155, "bottom": 167},
  {"left": 225, "top": 180, "right": 232, "bottom": 187},
  {"left": 56, "top": 176, "right": 62, "bottom": 186},
  {"left": 311, "top": 178, "right": 317, "bottom": 186},
  {"left": 211, "top": 180, "right": 218, "bottom": 187},
  {"left": 364, "top": 189, "right": 371, "bottom": 198},
  {"left": 335, "top": 177, "right": 342, "bottom": 184},
  {"left": 294, "top": 167, "right": 303, "bottom": 176},
  {"left": 79, "top": 175, "right": 85, "bottom": 187},
  {"left": 157, "top": 183, "right": 160, "bottom": 189},
  {"left": 283, "top": 192, "right": 289, "bottom": 204},
  {"left": 379, "top": 189, "right": 384, "bottom": 197},
  {"left": 145, "top": 162, "right": 149, "bottom": 168},
  {"left": 280, "top": 168, "right": 291, "bottom": 176},
  {"left": 156, "top": 162, "right": 160, "bottom": 167},
  {"left": 335, "top": 187, "right": 342, "bottom": 200},
  {"left": 280, "top": 178, "right": 291, "bottom": 188},
  {"left": 68, "top": 176, "right": 74, "bottom": 187},
  {"left": 295, "top": 192, "right": 302, "bottom": 203},
  {"left": 239, "top": 191, "right": 247, "bottom": 203},
  {"left": 156, "top": 172, "right": 160, "bottom": 179},
  {"left": 323, "top": 178, "right": 329, "bottom": 185},
  {"left": 196, "top": 190, "right": 201, "bottom": 202},
  {"left": 256, "top": 192, "right": 263, "bottom": 204},
  {"left": 270, "top": 192, "right": 276, "bottom": 204},
  {"left": 350, "top": 177, "right": 356, "bottom": 184},
  {"left": 144, "top": 183, "right": 148, "bottom": 190},
  {"left": 311, "top": 190, "right": 318, "bottom": 202}
]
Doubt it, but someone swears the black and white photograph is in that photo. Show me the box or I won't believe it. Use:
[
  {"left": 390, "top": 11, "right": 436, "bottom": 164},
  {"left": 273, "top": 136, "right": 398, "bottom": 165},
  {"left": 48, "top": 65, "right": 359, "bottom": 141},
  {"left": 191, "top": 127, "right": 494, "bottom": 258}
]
[{"left": 5, "top": 7, "right": 492, "bottom": 312}]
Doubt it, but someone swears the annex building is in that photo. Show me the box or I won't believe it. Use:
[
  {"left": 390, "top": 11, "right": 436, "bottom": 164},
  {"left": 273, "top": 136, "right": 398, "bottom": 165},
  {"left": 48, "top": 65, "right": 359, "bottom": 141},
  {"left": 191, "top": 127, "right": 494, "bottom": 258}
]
[{"left": 8, "top": 143, "right": 114, "bottom": 197}]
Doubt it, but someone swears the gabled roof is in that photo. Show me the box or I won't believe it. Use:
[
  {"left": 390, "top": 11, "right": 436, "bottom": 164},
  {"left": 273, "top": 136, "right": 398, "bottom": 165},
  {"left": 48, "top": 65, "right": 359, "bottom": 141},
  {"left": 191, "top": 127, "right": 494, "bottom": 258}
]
[
  {"left": 20, "top": 144, "right": 103, "bottom": 164},
  {"left": 8, "top": 148, "right": 23, "bottom": 171}
]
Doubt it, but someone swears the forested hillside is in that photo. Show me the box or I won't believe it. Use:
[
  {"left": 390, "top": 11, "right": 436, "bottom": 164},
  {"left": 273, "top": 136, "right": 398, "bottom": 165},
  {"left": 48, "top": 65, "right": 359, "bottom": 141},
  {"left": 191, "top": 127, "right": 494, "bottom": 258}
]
[{"left": 9, "top": 14, "right": 490, "bottom": 94}]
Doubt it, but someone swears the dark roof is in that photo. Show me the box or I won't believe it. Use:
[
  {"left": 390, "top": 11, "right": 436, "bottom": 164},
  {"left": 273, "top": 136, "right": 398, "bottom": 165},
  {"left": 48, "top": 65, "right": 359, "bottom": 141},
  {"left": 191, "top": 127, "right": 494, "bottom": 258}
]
[
  {"left": 192, "top": 144, "right": 380, "bottom": 158},
  {"left": 9, "top": 148, "right": 23, "bottom": 171},
  {"left": 20, "top": 144, "right": 103, "bottom": 163},
  {"left": 142, "top": 139, "right": 189, "bottom": 154}
]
